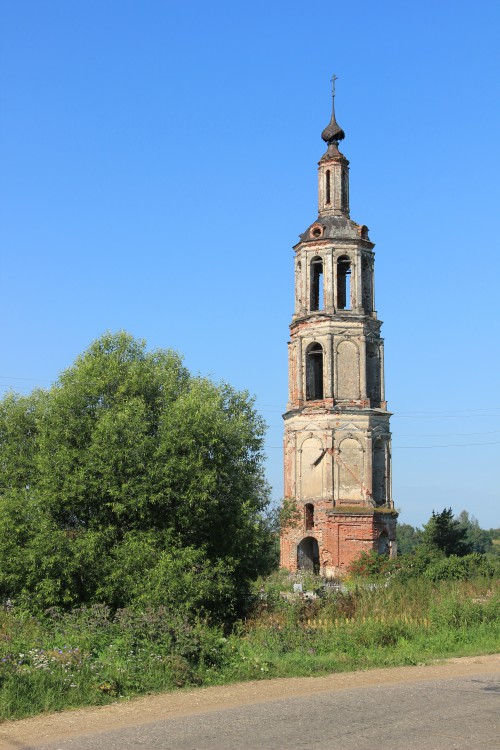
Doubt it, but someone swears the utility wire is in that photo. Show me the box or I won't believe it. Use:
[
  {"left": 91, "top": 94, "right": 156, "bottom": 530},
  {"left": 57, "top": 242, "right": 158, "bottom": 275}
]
[
  {"left": 395, "top": 429, "right": 500, "bottom": 437},
  {"left": 264, "top": 440, "right": 500, "bottom": 449},
  {"left": 394, "top": 440, "right": 500, "bottom": 449},
  {"left": 0, "top": 376, "right": 53, "bottom": 382},
  {"left": 276, "top": 406, "right": 500, "bottom": 416}
]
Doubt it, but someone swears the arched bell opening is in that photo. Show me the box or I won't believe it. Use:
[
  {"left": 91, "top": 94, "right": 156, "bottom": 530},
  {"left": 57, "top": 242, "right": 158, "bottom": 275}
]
[
  {"left": 310, "top": 256, "right": 324, "bottom": 311},
  {"left": 337, "top": 255, "right": 351, "bottom": 310}
]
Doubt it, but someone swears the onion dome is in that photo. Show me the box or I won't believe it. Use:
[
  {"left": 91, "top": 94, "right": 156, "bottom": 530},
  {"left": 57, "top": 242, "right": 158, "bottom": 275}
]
[{"left": 321, "top": 74, "right": 345, "bottom": 145}]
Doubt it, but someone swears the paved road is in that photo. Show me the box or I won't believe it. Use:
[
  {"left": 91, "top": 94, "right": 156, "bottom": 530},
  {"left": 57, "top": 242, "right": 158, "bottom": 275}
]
[{"left": 10, "top": 671, "right": 500, "bottom": 750}]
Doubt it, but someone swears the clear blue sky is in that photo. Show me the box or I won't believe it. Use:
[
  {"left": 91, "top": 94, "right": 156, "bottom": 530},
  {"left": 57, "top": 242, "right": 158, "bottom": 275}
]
[{"left": 1, "top": 1, "right": 499, "bottom": 529}]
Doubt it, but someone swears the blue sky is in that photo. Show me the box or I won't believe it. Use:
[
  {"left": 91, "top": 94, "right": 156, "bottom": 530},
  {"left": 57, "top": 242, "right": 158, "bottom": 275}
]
[{"left": 1, "top": 0, "right": 499, "bottom": 528}]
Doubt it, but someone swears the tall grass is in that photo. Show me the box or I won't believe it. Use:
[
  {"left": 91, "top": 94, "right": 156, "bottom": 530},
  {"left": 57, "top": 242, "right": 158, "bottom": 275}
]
[
  {"left": 0, "top": 575, "right": 498, "bottom": 720},
  {"left": 226, "top": 580, "right": 500, "bottom": 679},
  {"left": 222, "top": 575, "right": 499, "bottom": 682}
]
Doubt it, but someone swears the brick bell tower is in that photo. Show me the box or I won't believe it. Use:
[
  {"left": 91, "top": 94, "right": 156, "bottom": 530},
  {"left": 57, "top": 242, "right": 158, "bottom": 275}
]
[{"left": 280, "top": 78, "right": 397, "bottom": 577}]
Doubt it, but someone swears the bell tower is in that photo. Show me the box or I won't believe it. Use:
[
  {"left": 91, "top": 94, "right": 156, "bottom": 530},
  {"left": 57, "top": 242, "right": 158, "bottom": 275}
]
[{"left": 280, "top": 78, "right": 397, "bottom": 577}]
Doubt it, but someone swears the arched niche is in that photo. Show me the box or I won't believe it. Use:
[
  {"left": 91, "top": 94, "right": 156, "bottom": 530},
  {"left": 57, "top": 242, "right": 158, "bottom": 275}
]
[
  {"left": 300, "top": 436, "right": 323, "bottom": 499},
  {"left": 338, "top": 437, "right": 364, "bottom": 502},
  {"left": 336, "top": 340, "right": 359, "bottom": 399}
]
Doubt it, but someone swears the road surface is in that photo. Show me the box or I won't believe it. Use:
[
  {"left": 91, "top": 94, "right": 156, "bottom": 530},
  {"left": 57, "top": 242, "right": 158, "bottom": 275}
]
[{"left": 0, "top": 655, "right": 498, "bottom": 750}]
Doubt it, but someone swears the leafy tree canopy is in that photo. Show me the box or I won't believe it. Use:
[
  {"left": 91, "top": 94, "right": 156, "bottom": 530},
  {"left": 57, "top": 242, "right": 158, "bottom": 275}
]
[
  {"left": 456, "top": 510, "right": 493, "bottom": 555},
  {"left": 0, "top": 332, "right": 275, "bottom": 618},
  {"left": 420, "top": 508, "right": 472, "bottom": 557},
  {"left": 395, "top": 523, "right": 422, "bottom": 555}
]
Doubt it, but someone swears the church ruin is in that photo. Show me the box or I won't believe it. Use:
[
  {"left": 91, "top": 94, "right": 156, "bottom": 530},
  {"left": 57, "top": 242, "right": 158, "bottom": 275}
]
[{"left": 280, "top": 79, "right": 397, "bottom": 577}]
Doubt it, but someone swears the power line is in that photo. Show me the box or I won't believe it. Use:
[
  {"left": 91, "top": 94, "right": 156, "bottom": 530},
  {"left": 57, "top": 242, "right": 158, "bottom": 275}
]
[
  {"left": 396, "top": 429, "right": 500, "bottom": 437},
  {"left": 258, "top": 405, "right": 500, "bottom": 418},
  {"left": 0, "top": 376, "right": 53, "bottom": 382},
  {"left": 394, "top": 440, "right": 500, "bottom": 449},
  {"left": 264, "top": 440, "right": 500, "bottom": 449},
  {"left": 393, "top": 407, "right": 500, "bottom": 415},
  {"left": 393, "top": 414, "right": 500, "bottom": 419}
]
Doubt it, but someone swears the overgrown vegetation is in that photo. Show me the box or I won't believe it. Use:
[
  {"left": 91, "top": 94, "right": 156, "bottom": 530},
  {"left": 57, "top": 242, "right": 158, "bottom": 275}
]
[
  {"left": 0, "top": 575, "right": 497, "bottom": 720},
  {"left": 348, "top": 548, "right": 500, "bottom": 581}
]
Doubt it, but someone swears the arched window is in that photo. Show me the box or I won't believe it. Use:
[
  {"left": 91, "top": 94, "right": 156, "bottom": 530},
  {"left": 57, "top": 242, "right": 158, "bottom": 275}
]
[
  {"left": 325, "top": 170, "right": 331, "bottom": 204},
  {"left": 306, "top": 343, "right": 323, "bottom": 400},
  {"left": 337, "top": 256, "right": 351, "bottom": 310},
  {"left": 310, "top": 257, "right": 324, "bottom": 311},
  {"left": 304, "top": 503, "right": 314, "bottom": 530}
]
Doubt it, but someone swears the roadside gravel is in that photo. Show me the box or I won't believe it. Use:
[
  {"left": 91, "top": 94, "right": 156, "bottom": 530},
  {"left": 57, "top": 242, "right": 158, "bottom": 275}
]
[{"left": 0, "top": 654, "right": 498, "bottom": 750}]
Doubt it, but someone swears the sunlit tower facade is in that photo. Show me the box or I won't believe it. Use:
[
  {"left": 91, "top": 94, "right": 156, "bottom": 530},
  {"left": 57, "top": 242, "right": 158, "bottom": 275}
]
[{"left": 280, "top": 79, "right": 397, "bottom": 576}]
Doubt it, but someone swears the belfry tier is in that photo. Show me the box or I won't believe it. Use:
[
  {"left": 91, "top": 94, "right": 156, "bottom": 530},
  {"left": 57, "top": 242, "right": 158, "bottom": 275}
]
[{"left": 287, "top": 152, "right": 384, "bottom": 414}]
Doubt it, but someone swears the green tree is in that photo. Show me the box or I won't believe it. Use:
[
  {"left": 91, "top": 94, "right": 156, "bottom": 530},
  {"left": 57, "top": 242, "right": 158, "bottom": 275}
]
[
  {"left": 456, "top": 510, "right": 493, "bottom": 554},
  {"left": 421, "top": 508, "right": 472, "bottom": 557},
  {"left": 0, "top": 332, "right": 275, "bottom": 618},
  {"left": 487, "top": 528, "right": 500, "bottom": 558},
  {"left": 396, "top": 522, "right": 421, "bottom": 555}
]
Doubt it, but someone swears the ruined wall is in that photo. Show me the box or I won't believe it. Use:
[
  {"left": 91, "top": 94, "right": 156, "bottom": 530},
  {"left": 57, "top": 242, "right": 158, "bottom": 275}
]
[{"left": 280, "top": 509, "right": 397, "bottom": 578}]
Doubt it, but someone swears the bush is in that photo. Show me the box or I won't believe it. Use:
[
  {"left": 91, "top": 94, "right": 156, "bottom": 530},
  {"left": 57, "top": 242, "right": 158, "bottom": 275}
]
[
  {"left": 423, "top": 553, "right": 500, "bottom": 582},
  {"left": 347, "top": 551, "right": 400, "bottom": 579}
]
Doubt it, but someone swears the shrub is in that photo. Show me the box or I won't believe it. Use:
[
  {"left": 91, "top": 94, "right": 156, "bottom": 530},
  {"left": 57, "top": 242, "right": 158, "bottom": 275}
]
[
  {"left": 347, "top": 551, "right": 400, "bottom": 579},
  {"left": 423, "top": 553, "right": 500, "bottom": 582}
]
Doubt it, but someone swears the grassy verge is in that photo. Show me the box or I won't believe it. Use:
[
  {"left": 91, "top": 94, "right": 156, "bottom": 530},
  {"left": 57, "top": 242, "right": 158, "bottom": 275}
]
[{"left": 0, "top": 575, "right": 498, "bottom": 720}]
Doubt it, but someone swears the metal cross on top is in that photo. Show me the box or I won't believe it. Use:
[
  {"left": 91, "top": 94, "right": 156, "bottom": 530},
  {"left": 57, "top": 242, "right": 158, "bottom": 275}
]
[{"left": 331, "top": 73, "right": 338, "bottom": 99}]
